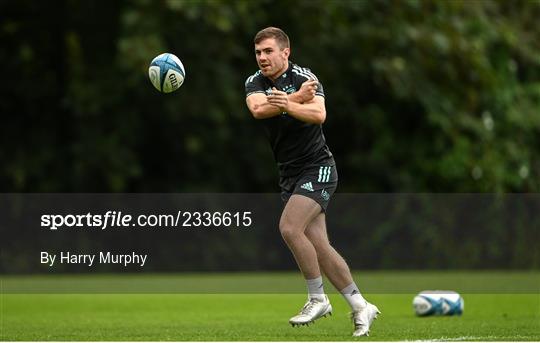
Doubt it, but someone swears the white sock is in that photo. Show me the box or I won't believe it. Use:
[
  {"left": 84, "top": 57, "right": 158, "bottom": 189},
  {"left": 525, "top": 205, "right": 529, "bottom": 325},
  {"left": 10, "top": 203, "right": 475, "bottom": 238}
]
[
  {"left": 306, "top": 276, "right": 325, "bottom": 301},
  {"left": 340, "top": 282, "right": 367, "bottom": 311}
]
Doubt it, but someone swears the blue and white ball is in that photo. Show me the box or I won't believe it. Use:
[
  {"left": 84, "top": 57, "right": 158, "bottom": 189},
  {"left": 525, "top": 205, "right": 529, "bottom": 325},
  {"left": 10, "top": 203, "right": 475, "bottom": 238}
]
[
  {"left": 148, "top": 53, "right": 185, "bottom": 93},
  {"left": 413, "top": 291, "right": 464, "bottom": 316}
]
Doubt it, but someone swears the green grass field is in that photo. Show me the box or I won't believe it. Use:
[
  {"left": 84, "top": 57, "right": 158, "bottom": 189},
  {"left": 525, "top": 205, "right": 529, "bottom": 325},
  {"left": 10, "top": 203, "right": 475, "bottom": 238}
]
[{"left": 2, "top": 272, "right": 539, "bottom": 341}]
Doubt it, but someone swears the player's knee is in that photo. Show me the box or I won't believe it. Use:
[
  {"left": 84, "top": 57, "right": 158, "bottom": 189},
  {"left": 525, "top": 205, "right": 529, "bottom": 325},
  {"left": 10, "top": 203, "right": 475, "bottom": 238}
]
[
  {"left": 311, "top": 238, "right": 332, "bottom": 253},
  {"left": 279, "top": 221, "right": 302, "bottom": 242}
]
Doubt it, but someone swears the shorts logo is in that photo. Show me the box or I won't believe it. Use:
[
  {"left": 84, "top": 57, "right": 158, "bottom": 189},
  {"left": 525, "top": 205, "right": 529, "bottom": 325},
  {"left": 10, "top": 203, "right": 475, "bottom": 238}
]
[
  {"left": 318, "top": 166, "right": 331, "bottom": 183},
  {"left": 300, "top": 182, "right": 314, "bottom": 192},
  {"left": 321, "top": 189, "right": 330, "bottom": 201}
]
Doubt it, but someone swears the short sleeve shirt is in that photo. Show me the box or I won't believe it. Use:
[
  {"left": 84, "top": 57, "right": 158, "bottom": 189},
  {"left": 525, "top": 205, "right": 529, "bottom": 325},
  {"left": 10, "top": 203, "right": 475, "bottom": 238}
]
[{"left": 245, "top": 62, "right": 332, "bottom": 177}]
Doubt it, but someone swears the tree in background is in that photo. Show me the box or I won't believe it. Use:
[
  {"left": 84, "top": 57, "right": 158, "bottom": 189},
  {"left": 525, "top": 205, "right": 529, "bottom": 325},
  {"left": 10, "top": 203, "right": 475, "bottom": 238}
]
[{"left": 1, "top": 0, "right": 539, "bottom": 193}]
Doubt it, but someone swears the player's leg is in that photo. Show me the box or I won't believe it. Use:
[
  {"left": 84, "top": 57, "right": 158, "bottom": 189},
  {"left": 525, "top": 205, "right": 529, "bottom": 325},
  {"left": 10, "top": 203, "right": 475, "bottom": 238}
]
[
  {"left": 305, "top": 213, "right": 381, "bottom": 336},
  {"left": 279, "top": 194, "right": 322, "bottom": 279},
  {"left": 305, "top": 212, "right": 354, "bottom": 290},
  {"left": 280, "top": 194, "right": 332, "bottom": 326}
]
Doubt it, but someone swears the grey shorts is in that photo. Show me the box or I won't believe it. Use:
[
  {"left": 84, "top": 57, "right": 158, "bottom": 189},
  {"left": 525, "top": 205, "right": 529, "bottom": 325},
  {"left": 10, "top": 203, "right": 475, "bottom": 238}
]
[{"left": 279, "top": 160, "right": 338, "bottom": 212}]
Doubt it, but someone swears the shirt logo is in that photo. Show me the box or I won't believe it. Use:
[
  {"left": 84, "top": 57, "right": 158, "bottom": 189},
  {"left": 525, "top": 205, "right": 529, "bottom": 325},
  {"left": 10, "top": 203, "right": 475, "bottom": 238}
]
[
  {"left": 281, "top": 84, "right": 295, "bottom": 94},
  {"left": 321, "top": 189, "right": 330, "bottom": 201}
]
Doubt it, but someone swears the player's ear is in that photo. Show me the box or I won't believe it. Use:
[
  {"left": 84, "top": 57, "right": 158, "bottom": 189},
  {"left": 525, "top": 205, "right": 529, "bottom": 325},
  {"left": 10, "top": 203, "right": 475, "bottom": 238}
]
[{"left": 282, "top": 47, "right": 290, "bottom": 59}]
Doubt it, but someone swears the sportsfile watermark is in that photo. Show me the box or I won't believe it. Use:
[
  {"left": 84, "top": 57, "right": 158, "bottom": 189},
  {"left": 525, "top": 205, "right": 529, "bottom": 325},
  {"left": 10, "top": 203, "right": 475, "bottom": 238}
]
[
  {"left": 1, "top": 193, "right": 538, "bottom": 294},
  {"left": 1, "top": 193, "right": 280, "bottom": 275},
  {"left": 41, "top": 210, "right": 253, "bottom": 230}
]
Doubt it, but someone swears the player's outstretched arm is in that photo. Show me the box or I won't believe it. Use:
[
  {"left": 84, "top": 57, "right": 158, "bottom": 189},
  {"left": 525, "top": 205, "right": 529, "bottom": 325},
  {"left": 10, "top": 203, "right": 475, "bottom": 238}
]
[
  {"left": 287, "top": 96, "right": 326, "bottom": 124},
  {"left": 246, "top": 93, "right": 281, "bottom": 119},
  {"left": 267, "top": 89, "right": 326, "bottom": 125}
]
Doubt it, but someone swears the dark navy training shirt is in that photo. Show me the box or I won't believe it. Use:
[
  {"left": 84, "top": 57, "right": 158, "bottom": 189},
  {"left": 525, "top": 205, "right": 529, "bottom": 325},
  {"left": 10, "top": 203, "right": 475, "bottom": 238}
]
[{"left": 245, "top": 62, "right": 333, "bottom": 177}]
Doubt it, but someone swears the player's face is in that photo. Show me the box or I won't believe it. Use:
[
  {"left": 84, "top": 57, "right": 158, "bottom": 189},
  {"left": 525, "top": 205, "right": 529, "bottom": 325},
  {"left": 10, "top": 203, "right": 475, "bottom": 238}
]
[{"left": 254, "top": 38, "right": 290, "bottom": 80}]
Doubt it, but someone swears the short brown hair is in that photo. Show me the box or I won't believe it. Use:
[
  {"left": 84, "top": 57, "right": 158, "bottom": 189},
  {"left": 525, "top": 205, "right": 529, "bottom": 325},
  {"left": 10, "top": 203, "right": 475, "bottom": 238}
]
[{"left": 254, "top": 27, "right": 290, "bottom": 49}]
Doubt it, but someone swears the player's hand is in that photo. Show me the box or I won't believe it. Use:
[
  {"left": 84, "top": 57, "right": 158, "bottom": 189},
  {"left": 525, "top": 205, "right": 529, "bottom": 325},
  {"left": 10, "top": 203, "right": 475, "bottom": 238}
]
[
  {"left": 267, "top": 87, "right": 289, "bottom": 112},
  {"left": 296, "top": 80, "right": 318, "bottom": 103}
]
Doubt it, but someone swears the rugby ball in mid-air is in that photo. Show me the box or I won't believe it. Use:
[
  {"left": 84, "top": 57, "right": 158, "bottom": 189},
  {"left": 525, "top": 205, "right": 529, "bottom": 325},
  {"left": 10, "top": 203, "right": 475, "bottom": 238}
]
[
  {"left": 148, "top": 53, "right": 185, "bottom": 93},
  {"left": 413, "top": 290, "right": 464, "bottom": 316}
]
